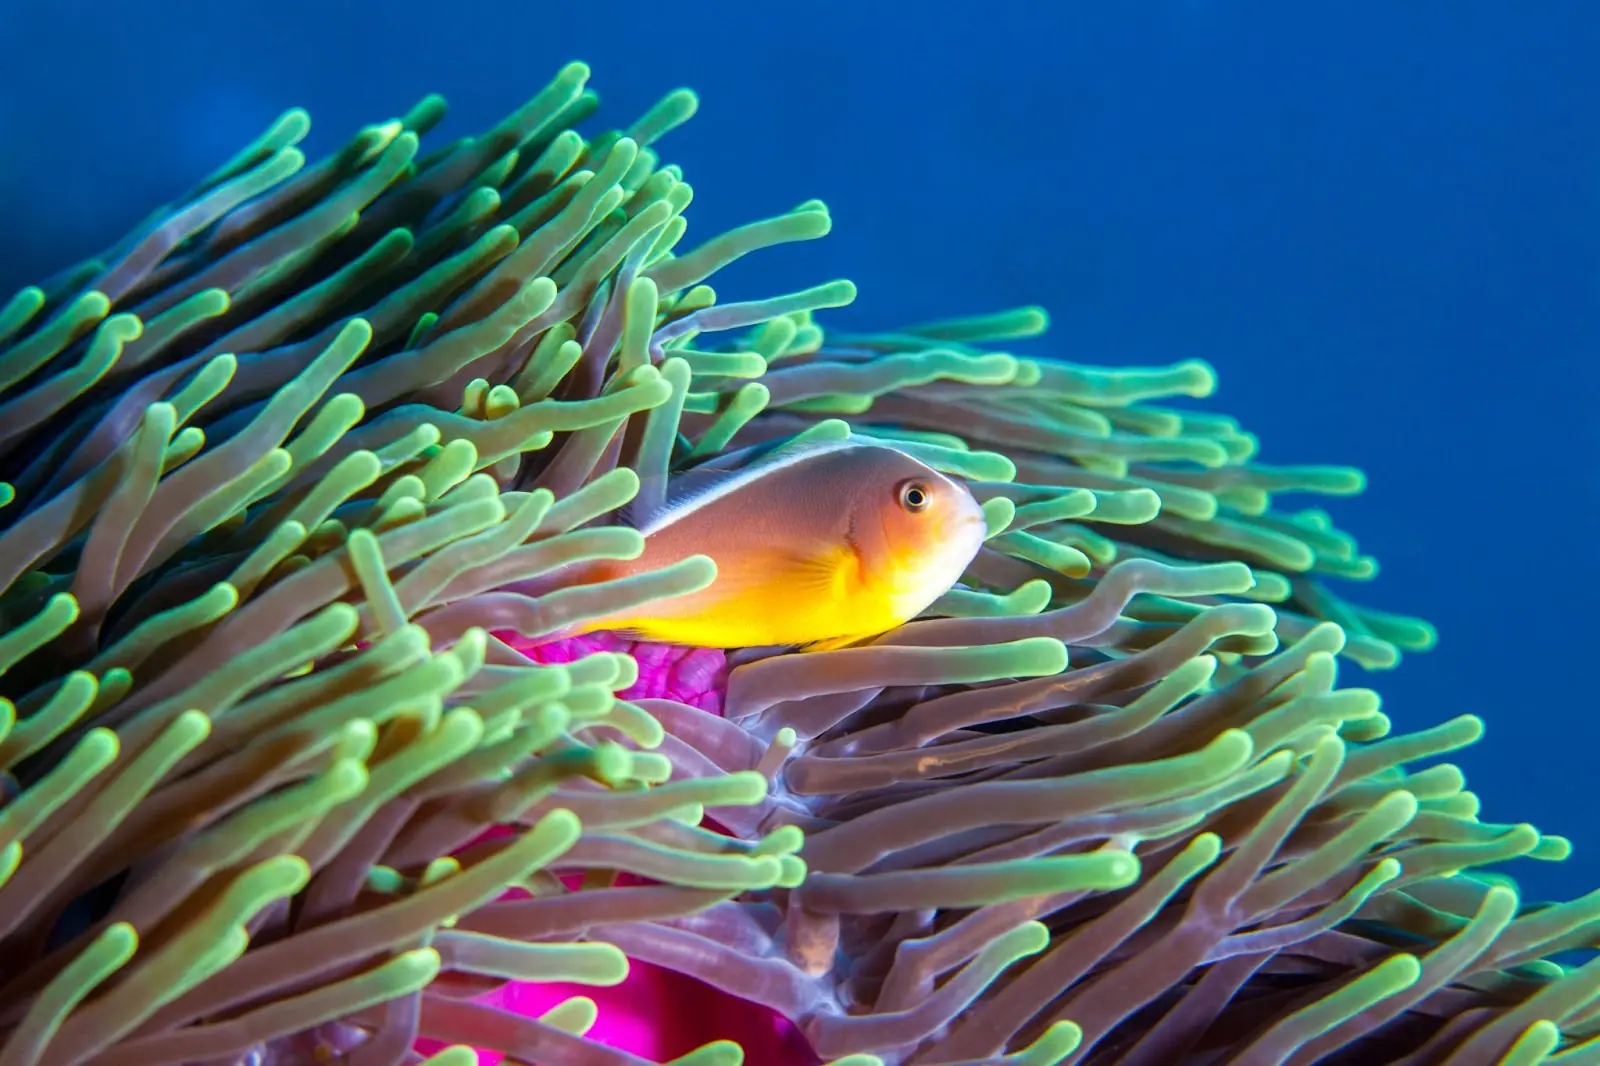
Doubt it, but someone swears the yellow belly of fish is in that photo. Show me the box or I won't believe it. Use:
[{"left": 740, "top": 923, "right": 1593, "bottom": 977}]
[
  {"left": 579, "top": 540, "right": 922, "bottom": 650},
  {"left": 612, "top": 589, "right": 906, "bottom": 649}
]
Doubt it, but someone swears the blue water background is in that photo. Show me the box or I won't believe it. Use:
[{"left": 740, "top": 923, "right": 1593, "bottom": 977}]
[{"left": 2, "top": 1, "right": 1596, "bottom": 904}]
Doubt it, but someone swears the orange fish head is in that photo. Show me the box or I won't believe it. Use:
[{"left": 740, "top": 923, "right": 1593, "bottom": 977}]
[{"left": 874, "top": 464, "right": 988, "bottom": 606}]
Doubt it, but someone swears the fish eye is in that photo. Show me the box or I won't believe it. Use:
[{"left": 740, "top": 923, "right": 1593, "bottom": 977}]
[{"left": 898, "top": 480, "right": 931, "bottom": 513}]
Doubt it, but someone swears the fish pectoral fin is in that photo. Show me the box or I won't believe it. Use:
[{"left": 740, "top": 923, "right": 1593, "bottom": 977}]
[{"left": 766, "top": 542, "right": 860, "bottom": 601}]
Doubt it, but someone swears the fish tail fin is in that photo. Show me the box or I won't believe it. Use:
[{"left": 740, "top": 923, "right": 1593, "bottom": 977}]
[
  {"left": 497, "top": 558, "right": 631, "bottom": 642},
  {"left": 499, "top": 563, "right": 630, "bottom": 656},
  {"left": 502, "top": 559, "right": 607, "bottom": 600}
]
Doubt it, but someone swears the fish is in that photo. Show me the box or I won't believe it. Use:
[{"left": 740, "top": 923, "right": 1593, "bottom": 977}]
[{"left": 571, "top": 437, "right": 989, "bottom": 651}]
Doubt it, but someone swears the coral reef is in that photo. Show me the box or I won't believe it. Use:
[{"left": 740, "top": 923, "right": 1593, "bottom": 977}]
[{"left": 0, "top": 62, "right": 1591, "bottom": 1066}]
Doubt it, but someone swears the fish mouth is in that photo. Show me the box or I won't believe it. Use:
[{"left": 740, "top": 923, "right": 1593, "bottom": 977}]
[{"left": 955, "top": 511, "right": 988, "bottom": 563}]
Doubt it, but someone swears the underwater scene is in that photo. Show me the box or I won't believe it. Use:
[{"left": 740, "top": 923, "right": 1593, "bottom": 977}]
[{"left": 0, "top": 2, "right": 1596, "bottom": 1063}]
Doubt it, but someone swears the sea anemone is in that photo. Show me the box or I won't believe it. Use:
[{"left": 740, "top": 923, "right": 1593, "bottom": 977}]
[{"left": 1, "top": 62, "right": 1594, "bottom": 1066}]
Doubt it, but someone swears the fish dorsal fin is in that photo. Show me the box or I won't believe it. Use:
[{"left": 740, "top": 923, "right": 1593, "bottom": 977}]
[
  {"left": 630, "top": 435, "right": 864, "bottom": 536},
  {"left": 616, "top": 437, "right": 776, "bottom": 529}
]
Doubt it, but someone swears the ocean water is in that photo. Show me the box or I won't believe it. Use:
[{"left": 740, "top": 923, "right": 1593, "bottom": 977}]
[{"left": 1, "top": 0, "right": 1595, "bottom": 913}]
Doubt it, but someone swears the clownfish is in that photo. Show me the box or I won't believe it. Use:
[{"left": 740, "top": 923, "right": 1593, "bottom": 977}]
[{"left": 573, "top": 437, "right": 988, "bottom": 652}]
